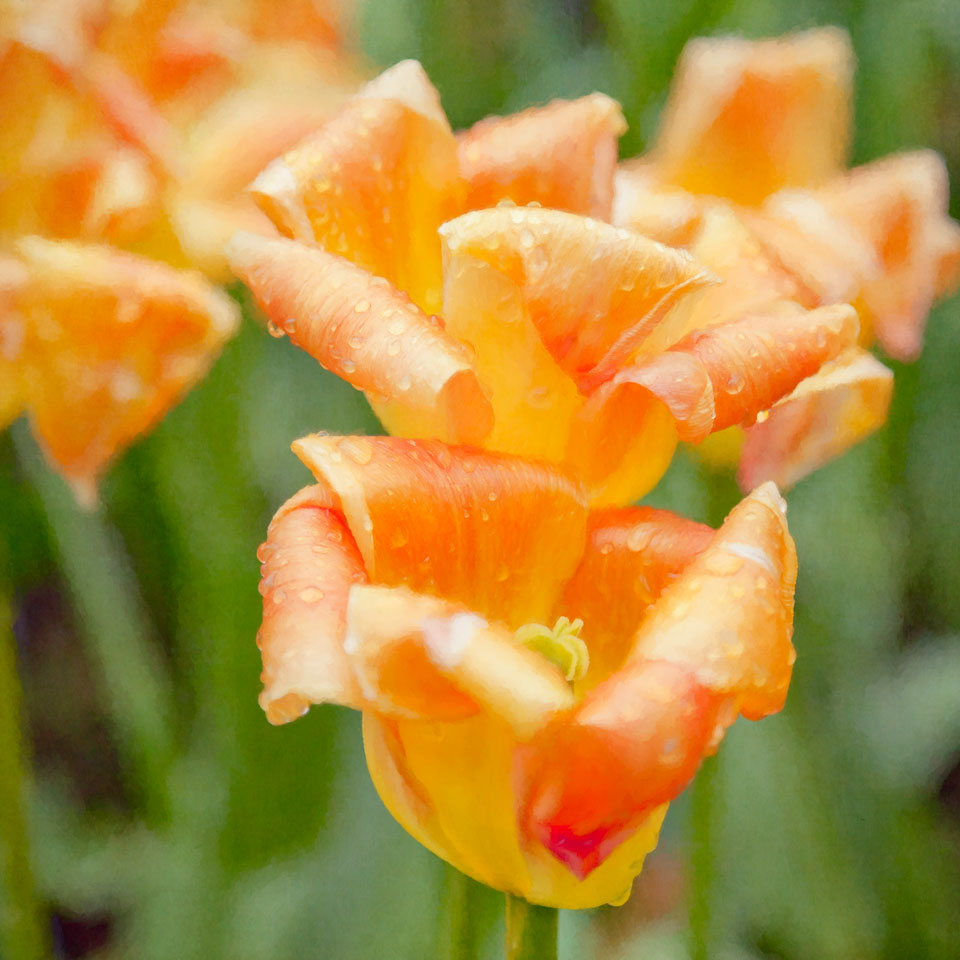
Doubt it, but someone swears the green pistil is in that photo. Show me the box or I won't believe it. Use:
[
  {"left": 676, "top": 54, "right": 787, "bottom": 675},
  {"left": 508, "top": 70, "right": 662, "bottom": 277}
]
[{"left": 515, "top": 616, "right": 589, "bottom": 683}]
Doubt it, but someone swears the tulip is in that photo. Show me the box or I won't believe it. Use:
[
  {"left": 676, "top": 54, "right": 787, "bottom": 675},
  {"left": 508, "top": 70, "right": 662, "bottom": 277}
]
[
  {"left": 0, "top": 0, "right": 361, "bottom": 497},
  {"left": 237, "top": 54, "right": 899, "bottom": 505},
  {"left": 613, "top": 27, "right": 959, "bottom": 488},
  {"left": 256, "top": 434, "right": 796, "bottom": 908}
]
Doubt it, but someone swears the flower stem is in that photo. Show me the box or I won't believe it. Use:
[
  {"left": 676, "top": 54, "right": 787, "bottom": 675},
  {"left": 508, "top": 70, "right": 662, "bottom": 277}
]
[
  {"left": 688, "top": 752, "right": 719, "bottom": 960},
  {"left": 441, "top": 866, "right": 484, "bottom": 960},
  {"left": 0, "top": 592, "right": 50, "bottom": 959},
  {"left": 689, "top": 468, "right": 740, "bottom": 959},
  {"left": 504, "top": 894, "right": 558, "bottom": 960},
  {"left": 12, "top": 425, "right": 175, "bottom": 824}
]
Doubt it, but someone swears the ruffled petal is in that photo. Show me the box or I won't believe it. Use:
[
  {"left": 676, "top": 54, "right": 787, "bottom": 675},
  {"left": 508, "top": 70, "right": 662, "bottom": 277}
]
[
  {"left": 518, "top": 484, "right": 796, "bottom": 877},
  {"left": 291, "top": 435, "right": 589, "bottom": 627},
  {"left": 440, "top": 206, "right": 716, "bottom": 392},
  {"left": 257, "top": 485, "right": 367, "bottom": 723},
  {"left": 656, "top": 204, "right": 816, "bottom": 352},
  {"left": 457, "top": 94, "right": 626, "bottom": 219},
  {"left": 557, "top": 507, "right": 714, "bottom": 688},
  {"left": 611, "top": 161, "right": 703, "bottom": 246},
  {"left": 13, "top": 236, "right": 239, "bottom": 503},
  {"left": 344, "top": 585, "right": 573, "bottom": 736},
  {"left": 652, "top": 27, "right": 853, "bottom": 205},
  {"left": 227, "top": 231, "right": 493, "bottom": 446},
  {"left": 738, "top": 347, "right": 893, "bottom": 490},
  {"left": 630, "top": 481, "right": 797, "bottom": 719},
  {"left": 813, "top": 150, "right": 960, "bottom": 361},
  {"left": 580, "top": 300, "right": 858, "bottom": 454},
  {"left": 519, "top": 659, "right": 722, "bottom": 879},
  {"left": 251, "top": 61, "right": 463, "bottom": 313}
]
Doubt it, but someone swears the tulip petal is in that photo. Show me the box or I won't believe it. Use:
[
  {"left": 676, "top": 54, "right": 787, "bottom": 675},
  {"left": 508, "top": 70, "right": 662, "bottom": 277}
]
[
  {"left": 630, "top": 481, "right": 797, "bottom": 719},
  {"left": 0, "top": 257, "right": 29, "bottom": 430},
  {"left": 345, "top": 584, "right": 574, "bottom": 735},
  {"left": 582, "top": 300, "right": 859, "bottom": 449},
  {"left": 226, "top": 231, "right": 492, "bottom": 445},
  {"left": 13, "top": 236, "right": 238, "bottom": 503},
  {"left": 520, "top": 659, "right": 723, "bottom": 879},
  {"left": 751, "top": 190, "right": 878, "bottom": 306},
  {"left": 292, "top": 435, "right": 589, "bottom": 627},
  {"left": 813, "top": 150, "right": 960, "bottom": 361},
  {"left": 251, "top": 62, "right": 463, "bottom": 313},
  {"left": 441, "top": 206, "right": 716, "bottom": 392},
  {"left": 557, "top": 507, "right": 714, "bottom": 688},
  {"left": 518, "top": 484, "right": 796, "bottom": 879},
  {"left": 612, "top": 161, "right": 703, "bottom": 246},
  {"left": 257, "top": 485, "right": 367, "bottom": 723},
  {"left": 653, "top": 27, "right": 853, "bottom": 205},
  {"left": 738, "top": 347, "right": 893, "bottom": 490},
  {"left": 657, "top": 204, "right": 817, "bottom": 352},
  {"left": 457, "top": 94, "right": 626, "bottom": 219}
]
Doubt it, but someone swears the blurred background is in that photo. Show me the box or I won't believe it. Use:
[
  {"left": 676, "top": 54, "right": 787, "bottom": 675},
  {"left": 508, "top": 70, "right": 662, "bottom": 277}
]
[{"left": 3, "top": 0, "right": 960, "bottom": 957}]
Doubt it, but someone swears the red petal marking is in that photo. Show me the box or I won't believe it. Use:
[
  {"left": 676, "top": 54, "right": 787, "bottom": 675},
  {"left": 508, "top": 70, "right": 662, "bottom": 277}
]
[
  {"left": 520, "top": 659, "right": 722, "bottom": 878},
  {"left": 458, "top": 94, "right": 626, "bottom": 219}
]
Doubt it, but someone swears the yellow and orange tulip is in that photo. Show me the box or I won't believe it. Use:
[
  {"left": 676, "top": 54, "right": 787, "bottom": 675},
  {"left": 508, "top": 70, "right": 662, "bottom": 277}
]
[
  {"left": 614, "top": 27, "right": 959, "bottom": 487},
  {"left": 235, "top": 51, "right": 918, "bottom": 503},
  {"left": 0, "top": 0, "right": 360, "bottom": 498},
  {"left": 256, "top": 435, "right": 797, "bottom": 908}
]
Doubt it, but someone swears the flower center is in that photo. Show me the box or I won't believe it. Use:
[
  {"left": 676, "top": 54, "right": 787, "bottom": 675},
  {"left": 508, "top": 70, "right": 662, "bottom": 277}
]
[{"left": 515, "top": 616, "right": 589, "bottom": 683}]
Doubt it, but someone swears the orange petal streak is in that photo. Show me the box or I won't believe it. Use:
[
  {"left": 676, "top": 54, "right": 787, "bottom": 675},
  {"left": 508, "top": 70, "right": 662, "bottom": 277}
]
[
  {"left": 738, "top": 347, "right": 893, "bottom": 490},
  {"left": 557, "top": 507, "right": 714, "bottom": 688},
  {"left": 291, "top": 435, "right": 589, "bottom": 627},
  {"left": 251, "top": 65, "right": 463, "bottom": 313},
  {"left": 257, "top": 485, "right": 367, "bottom": 723},
  {"left": 629, "top": 482, "right": 797, "bottom": 720},
  {"left": 653, "top": 28, "right": 852, "bottom": 205},
  {"left": 587, "top": 301, "right": 859, "bottom": 448},
  {"left": 457, "top": 94, "right": 626, "bottom": 219},
  {"left": 227, "top": 231, "right": 492, "bottom": 446}
]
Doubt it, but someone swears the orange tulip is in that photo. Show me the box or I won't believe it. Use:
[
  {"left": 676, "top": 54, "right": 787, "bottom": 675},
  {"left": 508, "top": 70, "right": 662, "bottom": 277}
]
[
  {"left": 1, "top": 237, "right": 237, "bottom": 504},
  {"left": 233, "top": 59, "right": 869, "bottom": 506},
  {"left": 614, "top": 27, "right": 959, "bottom": 488},
  {"left": 256, "top": 434, "right": 796, "bottom": 907},
  {"left": 0, "top": 0, "right": 361, "bottom": 497}
]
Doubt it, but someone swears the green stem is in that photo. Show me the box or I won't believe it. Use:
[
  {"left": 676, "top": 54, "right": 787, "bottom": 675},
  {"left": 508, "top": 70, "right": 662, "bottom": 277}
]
[
  {"left": 688, "top": 753, "right": 719, "bottom": 960},
  {"left": 0, "top": 592, "right": 50, "bottom": 959},
  {"left": 504, "top": 893, "right": 558, "bottom": 960},
  {"left": 12, "top": 425, "right": 175, "bottom": 824},
  {"left": 441, "top": 866, "right": 484, "bottom": 960},
  {"left": 688, "top": 468, "right": 739, "bottom": 960}
]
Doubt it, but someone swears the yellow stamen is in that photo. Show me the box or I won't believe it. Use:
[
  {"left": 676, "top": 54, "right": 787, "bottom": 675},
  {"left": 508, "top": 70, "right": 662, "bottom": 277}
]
[{"left": 515, "top": 616, "right": 589, "bottom": 683}]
